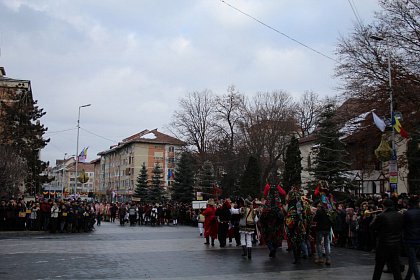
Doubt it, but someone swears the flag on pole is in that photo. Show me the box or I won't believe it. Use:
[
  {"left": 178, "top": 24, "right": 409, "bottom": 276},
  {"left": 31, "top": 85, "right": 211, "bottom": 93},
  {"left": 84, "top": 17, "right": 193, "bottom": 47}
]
[
  {"left": 167, "top": 169, "right": 175, "bottom": 180},
  {"left": 78, "top": 147, "right": 89, "bottom": 162},
  {"left": 372, "top": 112, "right": 386, "bottom": 132},
  {"left": 392, "top": 114, "right": 409, "bottom": 139}
]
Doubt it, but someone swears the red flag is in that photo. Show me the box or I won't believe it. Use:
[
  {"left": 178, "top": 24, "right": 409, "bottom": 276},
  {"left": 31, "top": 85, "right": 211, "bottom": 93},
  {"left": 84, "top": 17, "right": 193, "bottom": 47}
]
[{"left": 399, "top": 127, "right": 409, "bottom": 139}]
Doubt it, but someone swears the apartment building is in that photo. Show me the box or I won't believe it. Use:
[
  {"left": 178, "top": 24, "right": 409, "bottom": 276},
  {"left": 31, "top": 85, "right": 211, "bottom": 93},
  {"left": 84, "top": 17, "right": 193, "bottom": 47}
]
[
  {"left": 45, "top": 157, "right": 95, "bottom": 197},
  {"left": 97, "top": 129, "right": 185, "bottom": 200}
]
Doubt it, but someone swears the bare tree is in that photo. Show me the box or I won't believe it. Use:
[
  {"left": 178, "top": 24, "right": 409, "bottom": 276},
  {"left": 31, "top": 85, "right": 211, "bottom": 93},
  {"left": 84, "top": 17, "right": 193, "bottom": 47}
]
[
  {"left": 378, "top": 0, "right": 420, "bottom": 82},
  {"left": 238, "top": 91, "right": 296, "bottom": 189},
  {"left": 170, "top": 90, "right": 216, "bottom": 159},
  {"left": 295, "top": 91, "right": 322, "bottom": 137},
  {"left": 211, "top": 85, "right": 246, "bottom": 196},
  {"left": 336, "top": 0, "right": 420, "bottom": 120},
  {"left": 214, "top": 85, "right": 244, "bottom": 152}
]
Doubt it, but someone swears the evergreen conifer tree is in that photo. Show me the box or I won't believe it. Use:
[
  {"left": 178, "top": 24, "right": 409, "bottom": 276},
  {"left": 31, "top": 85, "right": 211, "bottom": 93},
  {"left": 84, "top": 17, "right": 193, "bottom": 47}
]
[
  {"left": 239, "top": 155, "right": 261, "bottom": 198},
  {"left": 407, "top": 130, "right": 420, "bottom": 194},
  {"left": 198, "top": 160, "right": 215, "bottom": 200},
  {"left": 171, "top": 152, "right": 195, "bottom": 203},
  {"left": 0, "top": 89, "right": 49, "bottom": 195},
  {"left": 149, "top": 163, "right": 163, "bottom": 203},
  {"left": 282, "top": 135, "right": 302, "bottom": 192},
  {"left": 135, "top": 162, "right": 149, "bottom": 202},
  {"left": 312, "top": 103, "right": 352, "bottom": 191}
]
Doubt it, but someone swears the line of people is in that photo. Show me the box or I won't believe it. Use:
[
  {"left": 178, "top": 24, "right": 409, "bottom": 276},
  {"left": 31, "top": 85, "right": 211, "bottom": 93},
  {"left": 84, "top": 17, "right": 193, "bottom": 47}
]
[
  {"left": 0, "top": 198, "right": 96, "bottom": 233},
  {"left": 0, "top": 198, "right": 198, "bottom": 232},
  {"left": 114, "top": 202, "right": 195, "bottom": 227}
]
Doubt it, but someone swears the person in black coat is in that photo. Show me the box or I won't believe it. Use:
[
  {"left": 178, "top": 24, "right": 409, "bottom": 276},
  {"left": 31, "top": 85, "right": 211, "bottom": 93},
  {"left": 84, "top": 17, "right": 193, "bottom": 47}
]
[
  {"left": 370, "top": 198, "right": 404, "bottom": 280},
  {"left": 313, "top": 202, "right": 333, "bottom": 265},
  {"left": 403, "top": 196, "right": 420, "bottom": 280},
  {"left": 216, "top": 199, "right": 232, "bottom": 248}
]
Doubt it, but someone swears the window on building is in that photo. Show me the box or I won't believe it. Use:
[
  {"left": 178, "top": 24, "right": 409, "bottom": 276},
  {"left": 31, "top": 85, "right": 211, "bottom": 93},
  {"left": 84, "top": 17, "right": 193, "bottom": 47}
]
[
  {"left": 154, "top": 151, "right": 164, "bottom": 161},
  {"left": 169, "top": 146, "right": 174, "bottom": 152}
]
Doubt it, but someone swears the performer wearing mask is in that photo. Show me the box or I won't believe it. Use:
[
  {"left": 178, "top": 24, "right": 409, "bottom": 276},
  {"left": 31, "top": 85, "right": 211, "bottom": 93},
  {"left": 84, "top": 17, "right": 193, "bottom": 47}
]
[
  {"left": 260, "top": 183, "right": 286, "bottom": 258},
  {"left": 285, "top": 184, "right": 307, "bottom": 264}
]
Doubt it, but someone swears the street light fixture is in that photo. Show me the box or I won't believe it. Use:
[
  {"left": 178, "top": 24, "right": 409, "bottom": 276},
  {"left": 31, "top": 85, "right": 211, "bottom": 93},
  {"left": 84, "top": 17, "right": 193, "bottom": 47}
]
[
  {"left": 75, "top": 103, "right": 91, "bottom": 196},
  {"left": 370, "top": 35, "right": 397, "bottom": 192}
]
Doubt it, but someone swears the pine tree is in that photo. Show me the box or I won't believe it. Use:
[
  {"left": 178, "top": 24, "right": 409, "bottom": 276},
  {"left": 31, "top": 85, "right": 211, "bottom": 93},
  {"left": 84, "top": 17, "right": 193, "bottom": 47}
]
[
  {"left": 0, "top": 145, "right": 27, "bottom": 197},
  {"left": 239, "top": 155, "right": 261, "bottom": 198},
  {"left": 198, "top": 160, "right": 215, "bottom": 200},
  {"left": 0, "top": 89, "right": 49, "bottom": 195},
  {"left": 407, "top": 129, "right": 420, "bottom": 194},
  {"left": 135, "top": 162, "right": 150, "bottom": 202},
  {"left": 149, "top": 163, "right": 163, "bottom": 203},
  {"left": 282, "top": 135, "right": 302, "bottom": 192},
  {"left": 171, "top": 152, "right": 195, "bottom": 203},
  {"left": 312, "top": 103, "right": 352, "bottom": 191}
]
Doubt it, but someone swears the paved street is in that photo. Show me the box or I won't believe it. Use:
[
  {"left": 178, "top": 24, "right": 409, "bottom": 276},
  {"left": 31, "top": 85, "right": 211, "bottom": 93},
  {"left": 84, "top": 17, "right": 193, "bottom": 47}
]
[{"left": 0, "top": 223, "right": 402, "bottom": 280}]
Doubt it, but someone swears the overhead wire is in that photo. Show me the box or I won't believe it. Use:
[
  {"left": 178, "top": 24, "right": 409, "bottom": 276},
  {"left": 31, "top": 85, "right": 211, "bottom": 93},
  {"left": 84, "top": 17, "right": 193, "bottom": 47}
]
[
  {"left": 347, "top": 0, "right": 364, "bottom": 29},
  {"left": 219, "top": 0, "right": 338, "bottom": 63},
  {"left": 79, "top": 127, "right": 118, "bottom": 144}
]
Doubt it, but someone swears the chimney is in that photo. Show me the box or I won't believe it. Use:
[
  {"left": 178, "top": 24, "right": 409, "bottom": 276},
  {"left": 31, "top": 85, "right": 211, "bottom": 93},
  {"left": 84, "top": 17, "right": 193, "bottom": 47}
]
[{"left": 0, "top": 67, "right": 5, "bottom": 77}]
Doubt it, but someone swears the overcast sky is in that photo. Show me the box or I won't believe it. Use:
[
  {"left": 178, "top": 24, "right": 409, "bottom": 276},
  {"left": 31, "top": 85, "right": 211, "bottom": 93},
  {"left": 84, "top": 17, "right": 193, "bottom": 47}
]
[{"left": 0, "top": 0, "right": 380, "bottom": 166}]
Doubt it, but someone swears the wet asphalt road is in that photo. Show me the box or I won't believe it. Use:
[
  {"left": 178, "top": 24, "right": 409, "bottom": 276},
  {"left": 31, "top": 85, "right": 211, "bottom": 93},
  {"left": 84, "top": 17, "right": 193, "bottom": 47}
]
[{"left": 0, "top": 222, "right": 400, "bottom": 280}]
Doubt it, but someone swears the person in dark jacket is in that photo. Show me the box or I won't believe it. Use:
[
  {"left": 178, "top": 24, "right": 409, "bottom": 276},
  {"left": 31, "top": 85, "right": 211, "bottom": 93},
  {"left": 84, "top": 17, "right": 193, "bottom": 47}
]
[
  {"left": 334, "top": 203, "right": 348, "bottom": 247},
  {"left": 313, "top": 202, "right": 333, "bottom": 265},
  {"left": 216, "top": 199, "right": 232, "bottom": 248},
  {"left": 403, "top": 196, "right": 420, "bottom": 280},
  {"left": 370, "top": 198, "right": 404, "bottom": 280}
]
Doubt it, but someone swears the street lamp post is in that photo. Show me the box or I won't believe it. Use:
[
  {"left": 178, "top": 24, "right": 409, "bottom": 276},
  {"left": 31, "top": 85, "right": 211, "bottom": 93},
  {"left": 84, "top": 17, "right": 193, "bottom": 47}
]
[
  {"left": 61, "top": 153, "right": 67, "bottom": 197},
  {"left": 370, "top": 35, "right": 397, "bottom": 193},
  {"left": 75, "top": 104, "right": 91, "bottom": 196}
]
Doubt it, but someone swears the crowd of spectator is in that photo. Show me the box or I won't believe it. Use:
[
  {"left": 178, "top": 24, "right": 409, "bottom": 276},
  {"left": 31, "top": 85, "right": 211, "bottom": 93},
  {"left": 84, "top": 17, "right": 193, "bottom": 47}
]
[{"left": 0, "top": 198, "right": 197, "bottom": 233}]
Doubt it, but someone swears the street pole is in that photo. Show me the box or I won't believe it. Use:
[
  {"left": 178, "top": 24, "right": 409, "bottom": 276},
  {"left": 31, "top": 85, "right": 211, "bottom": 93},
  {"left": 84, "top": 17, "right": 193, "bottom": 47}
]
[
  {"left": 370, "top": 35, "right": 397, "bottom": 193},
  {"left": 61, "top": 153, "right": 67, "bottom": 198},
  {"left": 75, "top": 104, "right": 91, "bottom": 197}
]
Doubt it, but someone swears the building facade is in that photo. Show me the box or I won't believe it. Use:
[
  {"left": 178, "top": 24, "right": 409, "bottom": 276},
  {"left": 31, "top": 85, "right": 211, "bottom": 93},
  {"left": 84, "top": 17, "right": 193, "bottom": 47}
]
[
  {"left": 44, "top": 157, "right": 95, "bottom": 198},
  {"left": 97, "top": 129, "right": 185, "bottom": 201},
  {"left": 298, "top": 99, "right": 410, "bottom": 195}
]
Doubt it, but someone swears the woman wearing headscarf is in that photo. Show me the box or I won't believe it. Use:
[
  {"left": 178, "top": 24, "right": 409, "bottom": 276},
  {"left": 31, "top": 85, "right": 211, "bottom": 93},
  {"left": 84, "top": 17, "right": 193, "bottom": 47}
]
[{"left": 259, "top": 183, "right": 286, "bottom": 258}]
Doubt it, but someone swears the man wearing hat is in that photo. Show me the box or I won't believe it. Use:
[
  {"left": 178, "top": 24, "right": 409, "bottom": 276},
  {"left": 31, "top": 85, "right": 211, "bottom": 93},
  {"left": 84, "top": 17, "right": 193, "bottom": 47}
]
[{"left": 370, "top": 198, "right": 404, "bottom": 280}]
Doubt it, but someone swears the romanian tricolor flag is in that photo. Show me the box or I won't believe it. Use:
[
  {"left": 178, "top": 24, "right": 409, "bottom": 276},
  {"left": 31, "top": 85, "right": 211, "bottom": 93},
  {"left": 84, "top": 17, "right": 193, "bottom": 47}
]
[
  {"left": 392, "top": 114, "right": 409, "bottom": 139},
  {"left": 78, "top": 147, "right": 89, "bottom": 162}
]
